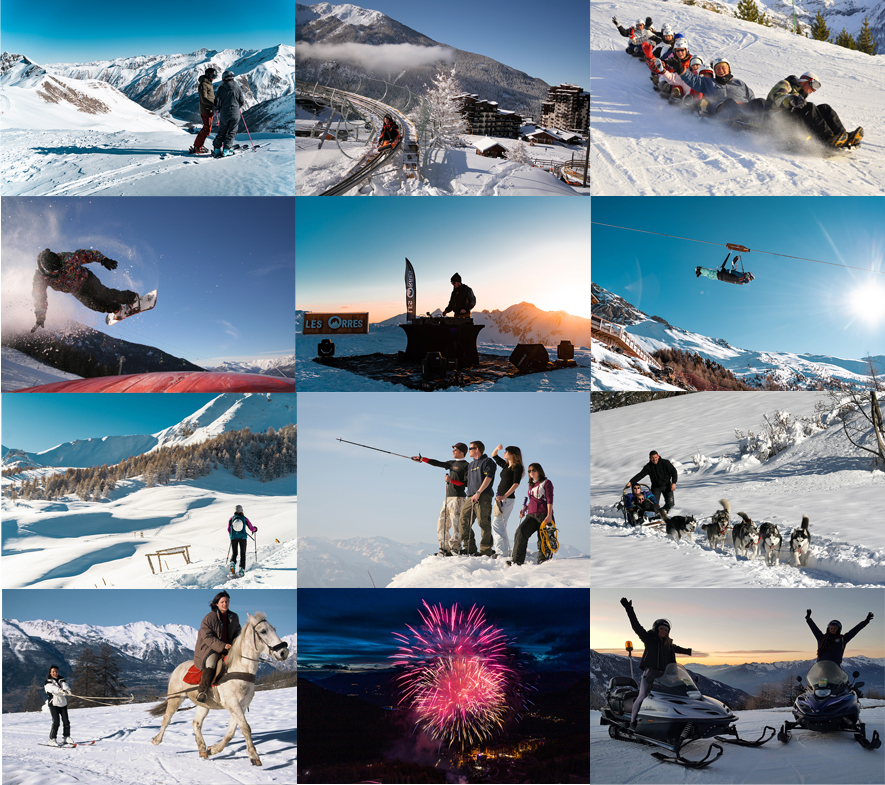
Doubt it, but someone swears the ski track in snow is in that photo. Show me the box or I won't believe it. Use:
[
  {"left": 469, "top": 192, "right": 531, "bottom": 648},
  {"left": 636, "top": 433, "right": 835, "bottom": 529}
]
[
  {"left": 2, "top": 688, "right": 296, "bottom": 785},
  {"left": 590, "top": 0, "right": 885, "bottom": 196}
]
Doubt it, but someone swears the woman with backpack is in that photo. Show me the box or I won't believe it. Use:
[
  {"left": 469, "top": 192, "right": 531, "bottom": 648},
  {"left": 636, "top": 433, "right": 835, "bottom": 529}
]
[
  {"left": 228, "top": 504, "right": 257, "bottom": 577},
  {"left": 44, "top": 665, "right": 74, "bottom": 746}
]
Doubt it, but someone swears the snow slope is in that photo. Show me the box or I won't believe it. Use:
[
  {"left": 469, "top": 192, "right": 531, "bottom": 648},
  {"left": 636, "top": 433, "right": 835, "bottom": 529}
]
[
  {"left": 590, "top": 0, "right": 885, "bottom": 195},
  {"left": 0, "top": 347, "right": 82, "bottom": 392},
  {"left": 591, "top": 392, "right": 885, "bottom": 587},
  {"left": 590, "top": 703, "right": 885, "bottom": 784},
  {"left": 1, "top": 686, "right": 296, "bottom": 785}
]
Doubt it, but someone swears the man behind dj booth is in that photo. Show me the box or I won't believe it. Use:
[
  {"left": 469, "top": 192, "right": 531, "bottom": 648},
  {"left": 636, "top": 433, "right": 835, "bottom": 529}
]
[{"left": 442, "top": 273, "right": 476, "bottom": 318}]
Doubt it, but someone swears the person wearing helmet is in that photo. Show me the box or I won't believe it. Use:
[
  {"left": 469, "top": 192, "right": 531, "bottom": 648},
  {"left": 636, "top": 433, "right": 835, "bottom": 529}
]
[
  {"left": 31, "top": 248, "right": 140, "bottom": 332},
  {"left": 671, "top": 55, "right": 756, "bottom": 118},
  {"left": 650, "top": 24, "right": 677, "bottom": 59},
  {"left": 642, "top": 38, "right": 692, "bottom": 98},
  {"left": 764, "top": 72, "right": 863, "bottom": 148},
  {"left": 189, "top": 66, "right": 217, "bottom": 154},
  {"left": 620, "top": 598, "right": 692, "bottom": 730},
  {"left": 681, "top": 62, "right": 714, "bottom": 111},
  {"left": 212, "top": 69, "right": 247, "bottom": 158},
  {"left": 228, "top": 504, "right": 257, "bottom": 577},
  {"left": 612, "top": 16, "right": 656, "bottom": 56},
  {"left": 806, "top": 609, "right": 874, "bottom": 665}
]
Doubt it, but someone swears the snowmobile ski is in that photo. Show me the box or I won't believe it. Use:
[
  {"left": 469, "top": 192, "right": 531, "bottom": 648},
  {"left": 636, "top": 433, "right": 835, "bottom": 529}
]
[
  {"left": 715, "top": 725, "right": 776, "bottom": 747},
  {"left": 106, "top": 290, "right": 158, "bottom": 326},
  {"left": 651, "top": 743, "right": 724, "bottom": 769}
]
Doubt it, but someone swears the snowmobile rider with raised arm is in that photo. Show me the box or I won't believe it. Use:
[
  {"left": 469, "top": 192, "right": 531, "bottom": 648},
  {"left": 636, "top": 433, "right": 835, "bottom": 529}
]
[
  {"left": 190, "top": 66, "right": 217, "bottom": 154},
  {"left": 621, "top": 598, "right": 692, "bottom": 731},
  {"left": 213, "top": 70, "right": 246, "bottom": 157},
  {"left": 624, "top": 483, "right": 665, "bottom": 524},
  {"left": 32, "top": 248, "right": 139, "bottom": 332},
  {"left": 194, "top": 591, "right": 241, "bottom": 703},
  {"left": 629, "top": 450, "right": 678, "bottom": 512},
  {"left": 806, "top": 609, "right": 874, "bottom": 666},
  {"left": 411, "top": 443, "right": 469, "bottom": 556},
  {"left": 765, "top": 72, "right": 863, "bottom": 149},
  {"left": 44, "top": 665, "right": 74, "bottom": 746},
  {"left": 457, "top": 441, "right": 497, "bottom": 556},
  {"left": 443, "top": 273, "right": 476, "bottom": 318}
]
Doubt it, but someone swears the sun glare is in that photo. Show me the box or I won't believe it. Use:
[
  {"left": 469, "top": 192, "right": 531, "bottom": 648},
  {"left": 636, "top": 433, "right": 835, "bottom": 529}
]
[{"left": 848, "top": 282, "right": 885, "bottom": 326}]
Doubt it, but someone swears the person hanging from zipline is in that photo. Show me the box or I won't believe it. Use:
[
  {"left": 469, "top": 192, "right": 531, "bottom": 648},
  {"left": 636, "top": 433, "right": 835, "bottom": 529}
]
[{"left": 696, "top": 244, "right": 755, "bottom": 285}]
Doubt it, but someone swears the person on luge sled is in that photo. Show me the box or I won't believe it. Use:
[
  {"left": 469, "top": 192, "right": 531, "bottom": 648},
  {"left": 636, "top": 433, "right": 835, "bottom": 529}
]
[
  {"left": 189, "top": 66, "right": 217, "bottom": 155},
  {"left": 643, "top": 39, "right": 692, "bottom": 97},
  {"left": 763, "top": 72, "right": 863, "bottom": 149},
  {"left": 696, "top": 253, "right": 755, "bottom": 285},
  {"left": 32, "top": 248, "right": 139, "bottom": 332},
  {"left": 624, "top": 483, "right": 664, "bottom": 524},
  {"left": 629, "top": 450, "right": 678, "bottom": 512},
  {"left": 44, "top": 665, "right": 74, "bottom": 746},
  {"left": 194, "top": 591, "right": 241, "bottom": 703},
  {"left": 670, "top": 56, "right": 755, "bottom": 119},
  {"left": 228, "top": 504, "right": 257, "bottom": 577},
  {"left": 650, "top": 23, "right": 677, "bottom": 59},
  {"left": 378, "top": 115, "right": 401, "bottom": 149},
  {"left": 612, "top": 16, "right": 655, "bottom": 56},
  {"left": 443, "top": 273, "right": 476, "bottom": 318},
  {"left": 806, "top": 609, "right": 874, "bottom": 665},
  {"left": 213, "top": 70, "right": 247, "bottom": 158}
]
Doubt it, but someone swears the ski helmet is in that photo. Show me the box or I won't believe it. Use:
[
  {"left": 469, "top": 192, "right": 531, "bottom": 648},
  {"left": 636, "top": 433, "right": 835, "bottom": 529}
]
[
  {"left": 673, "top": 38, "right": 690, "bottom": 56},
  {"left": 827, "top": 620, "right": 842, "bottom": 633},
  {"left": 635, "top": 19, "right": 644, "bottom": 28},
  {"left": 205, "top": 66, "right": 217, "bottom": 77},
  {"left": 689, "top": 55, "right": 705, "bottom": 69},
  {"left": 222, "top": 69, "right": 235, "bottom": 81},
  {"left": 37, "top": 249, "right": 62, "bottom": 276},
  {"left": 652, "top": 618, "right": 672, "bottom": 633},
  {"left": 235, "top": 504, "right": 244, "bottom": 514},
  {"left": 799, "top": 71, "right": 821, "bottom": 91},
  {"left": 699, "top": 66, "right": 714, "bottom": 77},
  {"left": 711, "top": 57, "right": 731, "bottom": 73},
  {"left": 662, "top": 24, "right": 673, "bottom": 34}
]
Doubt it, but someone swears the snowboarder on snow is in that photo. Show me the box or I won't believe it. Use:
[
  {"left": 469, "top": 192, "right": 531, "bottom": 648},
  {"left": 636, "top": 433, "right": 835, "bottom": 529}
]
[
  {"left": 194, "top": 591, "right": 241, "bottom": 703},
  {"left": 442, "top": 273, "right": 476, "bottom": 318},
  {"left": 44, "top": 665, "right": 74, "bottom": 746},
  {"left": 764, "top": 72, "right": 863, "bottom": 149},
  {"left": 806, "top": 609, "right": 874, "bottom": 666},
  {"left": 189, "top": 66, "right": 217, "bottom": 155},
  {"left": 629, "top": 450, "right": 677, "bottom": 512},
  {"left": 213, "top": 70, "right": 247, "bottom": 158},
  {"left": 228, "top": 504, "right": 257, "bottom": 577},
  {"left": 411, "top": 442, "right": 470, "bottom": 556},
  {"left": 31, "top": 248, "right": 140, "bottom": 332}
]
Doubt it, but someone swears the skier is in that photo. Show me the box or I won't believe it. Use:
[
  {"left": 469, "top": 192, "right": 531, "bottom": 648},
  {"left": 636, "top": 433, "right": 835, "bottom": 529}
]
[
  {"left": 213, "top": 70, "right": 247, "bottom": 158},
  {"left": 194, "top": 591, "right": 241, "bottom": 703},
  {"left": 189, "top": 66, "right": 217, "bottom": 155},
  {"left": 411, "top": 443, "right": 469, "bottom": 556},
  {"left": 31, "top": 248, "right": 140, "bottom": 331},
  {"left": 491, "top": 444, "right": 525, "bottom": 559},
  {"left": 629, "top": 450, "right": 678, "bottom": 512},
  {"left": 442, "top": 273, "right": 476, "bottom": 318},
  {"left": 457, "top": 441, "right": 497, "bottom": 556},
  {"left": 764, "top": 72, "right": 863, "bottom": 149},
  {"left": 612, "top": 16, "right": 655, "bottom": 56},
  {"left": 624, "top": 483, "right": 664, "bottom": 524},
  {"left": 44, "top": 665, "right": 74, "bottom": 746},
  {"left": 620, "top": 598, "right": 693, "bottom": 731},
  {"left": 509, "top": 462, "right": 554, "bottom": 566},
  {"left": 670, "top": 56, "right": 756, "bottom": 118},
  {"left": 806, "top": 609, "right": 874, "bottom": 665},
  {"left": 228, "top": 504, "right": 257, "bottom": 577},
  {"left": 378, "top": 115, "right": 401, "bottom": 150}
]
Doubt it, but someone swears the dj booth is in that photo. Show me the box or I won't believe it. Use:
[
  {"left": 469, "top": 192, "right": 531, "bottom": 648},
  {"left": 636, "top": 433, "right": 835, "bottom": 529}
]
[{"left": 398, "top": 316, "right": 484, "bottom": 368}]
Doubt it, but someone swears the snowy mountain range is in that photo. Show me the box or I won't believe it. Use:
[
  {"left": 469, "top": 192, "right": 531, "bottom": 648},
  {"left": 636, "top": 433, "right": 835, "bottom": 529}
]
[
  {"left": 1, "top": 392, "right": 296, "bottom": 470},
  {"left": 591, "top": 283, "right": 883, "bottom": 391},
  {"left": 716, "top": 0, "right": 883, "bottom": 42},
  {"left": 210, "top": 355, "right": 296, "bottom": 378}
]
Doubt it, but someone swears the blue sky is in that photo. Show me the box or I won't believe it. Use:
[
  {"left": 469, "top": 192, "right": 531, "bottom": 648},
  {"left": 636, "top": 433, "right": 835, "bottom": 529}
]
[
  {"left": 296, "top": 198, "right": 591, "bottom": 320},
  {"left": 330, "top": 0, "right": 591, "bottom": 87},
  {"left": 592, "top": 588, "right": 884, "bottom": 666},
  {"left": 297, "top": 588, "right": 589, "bottom": 673},
  {"left": 592, "top": 197, "right": 885, "bottom": 359},
  {"left": 1, "top": 198, "right": 295, "bottom": 366},
  {"left": 297, "top": 391, "right": 590, "bottom": 553},
  {"left": 2, "top": 589, "right": 297, "bottom": 633},
  {"left": 0, "top": 0, "right": 294, "bottom": 63},
  {"left": 1, "top": 394, "right": 221, "bottom": 452}
]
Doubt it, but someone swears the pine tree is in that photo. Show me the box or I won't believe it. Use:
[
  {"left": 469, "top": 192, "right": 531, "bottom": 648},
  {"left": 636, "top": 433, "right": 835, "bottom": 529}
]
[
  {"left": 735, "top": 0, "right": 769, "bottom": 26},
  {"left": 70, "top": 648, "right": 101, "bottom": 709},
  {"left": 21, "top": 676, "right": 46, "bottom": 712},
  {"left": 810, "top": 11, "right": 831, "bottom": 42},
  {"left": 856, "top": 18, "right": 878, "bottom": 55},
  {"left": 95, "top": 644, "right": 127, "bottom": 698},
  {"left": 834, "top": 28, "right": 856, "bottom": 49}
]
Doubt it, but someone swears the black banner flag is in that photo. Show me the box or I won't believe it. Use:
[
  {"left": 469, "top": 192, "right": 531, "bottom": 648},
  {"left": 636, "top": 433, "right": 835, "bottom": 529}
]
[{"left": 405, "top": 258, "right": 416, "bottom": 321}]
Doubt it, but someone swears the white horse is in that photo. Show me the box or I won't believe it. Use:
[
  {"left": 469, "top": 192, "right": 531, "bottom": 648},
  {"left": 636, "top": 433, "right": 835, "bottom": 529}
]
[{"left": 149, "top": 612, "right": 289, "bottom": 765}]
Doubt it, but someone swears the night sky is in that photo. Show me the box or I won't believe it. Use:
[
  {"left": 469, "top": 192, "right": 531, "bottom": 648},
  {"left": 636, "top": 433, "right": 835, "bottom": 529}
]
[{"left": 297, "top": 589, "right": 589, "bottom": 675}]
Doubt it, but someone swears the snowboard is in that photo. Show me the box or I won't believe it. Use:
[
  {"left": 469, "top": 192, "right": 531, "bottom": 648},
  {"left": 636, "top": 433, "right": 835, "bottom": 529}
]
[{"left": 106, "top": 290, "right": 157, "bottom": 326}]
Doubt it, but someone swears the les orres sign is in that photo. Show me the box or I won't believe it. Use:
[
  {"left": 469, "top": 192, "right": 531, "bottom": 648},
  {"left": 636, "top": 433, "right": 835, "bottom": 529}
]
[{"left": 303, "top": 313, "right": 369, "bottom": 335}]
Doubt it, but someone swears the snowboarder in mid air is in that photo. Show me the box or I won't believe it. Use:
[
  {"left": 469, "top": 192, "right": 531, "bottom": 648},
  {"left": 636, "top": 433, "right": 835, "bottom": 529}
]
[
  {"left": 31, "top": 248, "right": 142, "bottom": 332},
  {"left": 213, "top": 70, "right": 247, "bottom": 158}
]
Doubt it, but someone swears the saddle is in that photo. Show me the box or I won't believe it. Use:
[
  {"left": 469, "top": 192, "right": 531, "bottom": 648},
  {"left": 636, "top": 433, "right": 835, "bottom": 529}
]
[{"left": 184, "top": 654, "right": 255, "bottom": 687}]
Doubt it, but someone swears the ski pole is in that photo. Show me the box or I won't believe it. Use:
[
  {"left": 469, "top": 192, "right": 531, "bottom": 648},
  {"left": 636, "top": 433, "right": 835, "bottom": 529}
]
[
  {"left": 239, "top": 109, "right": 256, "bottom": 151},
  {"left": 337, "top": 438, "right": 413, "bottom": 460}
]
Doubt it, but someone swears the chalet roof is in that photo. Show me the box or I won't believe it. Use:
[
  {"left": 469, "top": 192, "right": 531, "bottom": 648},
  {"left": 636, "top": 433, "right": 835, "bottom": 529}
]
[{"left": 472, "top": 137, "right": 507, "bottom": 152}]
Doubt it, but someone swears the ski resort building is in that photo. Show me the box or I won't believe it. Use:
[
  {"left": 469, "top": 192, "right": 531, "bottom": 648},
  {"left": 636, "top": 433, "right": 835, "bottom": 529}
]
[
  {"left": 455, "top": 94, "right": 522, "bottom": 138},
  {"left": 540, "top": 83, "right": 589, "bottom": 134},
  {"left": 472, "top": 138, "right": 508, "bottom": 158}
]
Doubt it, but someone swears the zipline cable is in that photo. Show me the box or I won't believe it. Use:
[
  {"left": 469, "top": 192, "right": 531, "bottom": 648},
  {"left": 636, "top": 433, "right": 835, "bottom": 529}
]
[{"left": 590, "top": 222, "right": 883, "bottom": 274}]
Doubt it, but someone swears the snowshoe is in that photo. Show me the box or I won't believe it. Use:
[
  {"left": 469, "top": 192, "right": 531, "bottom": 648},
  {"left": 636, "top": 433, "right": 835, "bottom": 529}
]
[
  {"left": 237, "top": 568, "right": 245, "bottom": 578},
  {"left": 229, "top": 560, "right": 236, "bottom": 575},
  {"left": 538, "top": 520, "right": 559, "bottom": 562}
]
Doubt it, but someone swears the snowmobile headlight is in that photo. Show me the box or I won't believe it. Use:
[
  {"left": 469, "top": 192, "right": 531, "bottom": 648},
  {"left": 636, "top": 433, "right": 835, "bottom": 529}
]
[
  {"left": 687, "top": 690, "right": 702, "bottom": 699},
  {"left": 814, "top": 688, "right": 831, "bottom": 697}
]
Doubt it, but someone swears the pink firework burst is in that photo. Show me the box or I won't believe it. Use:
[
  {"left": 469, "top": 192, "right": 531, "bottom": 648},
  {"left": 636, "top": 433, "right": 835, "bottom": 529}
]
[{"left": 391, "top": 601, "right": 520, "bottom": 747}]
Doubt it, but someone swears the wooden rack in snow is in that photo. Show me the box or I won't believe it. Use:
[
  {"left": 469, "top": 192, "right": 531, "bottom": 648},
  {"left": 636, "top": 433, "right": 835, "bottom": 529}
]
[{"left": 146, "top": 545, "right": 192, "bottom": 574}]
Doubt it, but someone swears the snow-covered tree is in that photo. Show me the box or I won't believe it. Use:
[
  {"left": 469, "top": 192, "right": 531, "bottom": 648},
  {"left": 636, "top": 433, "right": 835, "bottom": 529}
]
[
  {"left": 507, "top": 140, "right": 532, "bottom": 166},
  {"left": 421, "top": 64, "right": 468, "bottom": 154}
]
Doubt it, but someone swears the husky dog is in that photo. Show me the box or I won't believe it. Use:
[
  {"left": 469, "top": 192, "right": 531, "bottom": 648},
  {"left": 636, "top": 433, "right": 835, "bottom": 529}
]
[
  {"left": 701, "top": 499, "right": 731, "bottom": 550},
  {"left": 758, "top": 522, "right": 782, "bottom": 567},
  {"left": 665, "top": 514, "right": 697, "bottom": 543},
  {"left": 789, "top": 515, "right": 811, "bottom": 567},
  {"left": 732, "top": 512, "right": 760, "bottom": 560}
]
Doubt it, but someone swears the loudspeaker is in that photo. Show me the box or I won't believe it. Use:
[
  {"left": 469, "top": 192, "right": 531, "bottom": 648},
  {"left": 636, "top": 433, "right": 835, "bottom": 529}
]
[
  {"left": 422, "top": 351, "right": 448, "bottom": 381},
  {"left": 510, "top": 343, "right": 549, "bottom": 372},
  {"left": 317, "top": 339, "right": 335, "bottom": 358},
  {"left": 557, "top": 340, "right": 575, "bottom": 361}
]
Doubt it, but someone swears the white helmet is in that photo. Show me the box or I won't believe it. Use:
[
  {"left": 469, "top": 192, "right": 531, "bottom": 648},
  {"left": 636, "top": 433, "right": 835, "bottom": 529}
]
[
  {"left": 636, "top": 19, "right": 644, "bottom": 27},
  {"left": 662, "top": 24, "right": 673, "bottom": 35},
  {"left": 799, "top": 71, "right": 821, "bottom": 90},
  {"left": 689, "top": 55, "right": 705, "bottom": 69}
]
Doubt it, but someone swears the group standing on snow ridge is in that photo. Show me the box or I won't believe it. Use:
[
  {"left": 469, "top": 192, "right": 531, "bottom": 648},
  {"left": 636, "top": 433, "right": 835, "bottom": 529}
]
[
  {"left": 187, "top": 67, "right": 248, "bottom": 158},
  {"left": 610, "top": 16, "right": 863, "bottom": 150}
]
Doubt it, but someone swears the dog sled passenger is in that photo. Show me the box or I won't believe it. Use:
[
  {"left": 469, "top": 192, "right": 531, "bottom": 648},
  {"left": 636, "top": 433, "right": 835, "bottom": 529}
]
[{"left": 620, "top": 483, "right": 665, "bottom": 525}]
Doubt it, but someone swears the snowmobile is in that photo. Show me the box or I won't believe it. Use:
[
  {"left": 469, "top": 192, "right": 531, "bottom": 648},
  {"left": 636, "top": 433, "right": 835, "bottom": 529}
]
[
  {"left": 777, "top": 660, "right": 881, "bottom": 750},
  {"left": 601, "top": 662, "right": 775, "bottom": 768}
]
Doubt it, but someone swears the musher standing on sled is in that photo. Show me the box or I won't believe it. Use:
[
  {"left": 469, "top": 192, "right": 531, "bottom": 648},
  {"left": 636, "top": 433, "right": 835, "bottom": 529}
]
[
  {"left": 213, "top": 70, "right": 246, "bottom": 158},
  {"left": 189, "top": 66, "right": 217, "bottom": 155},
  {"left": 32, "top": 248, "right": 139, "bottom": 332},
  {"left": 44, "top": 665, "right": 74, "bottom": 746},
  {"left": 228, "top": 505, "right": 257, "bottom": 577},
  {"left": 194, "top": 591, "right": 241, "bottom": 703},
  {"left": 629, "top": 450, "right": 678, "bottom": 512}
]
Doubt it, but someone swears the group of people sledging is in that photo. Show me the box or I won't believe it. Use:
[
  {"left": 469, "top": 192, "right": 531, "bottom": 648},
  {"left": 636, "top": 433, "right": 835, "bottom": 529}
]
[
  {"left": 611, "top": 16, "right": 863, "bottom": 150},
  {"left": 412, "top": 441, "right": 558, "bottom": 566},
  {"left": 188, "top": 66, "right": 249, "bottom": 158}
]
